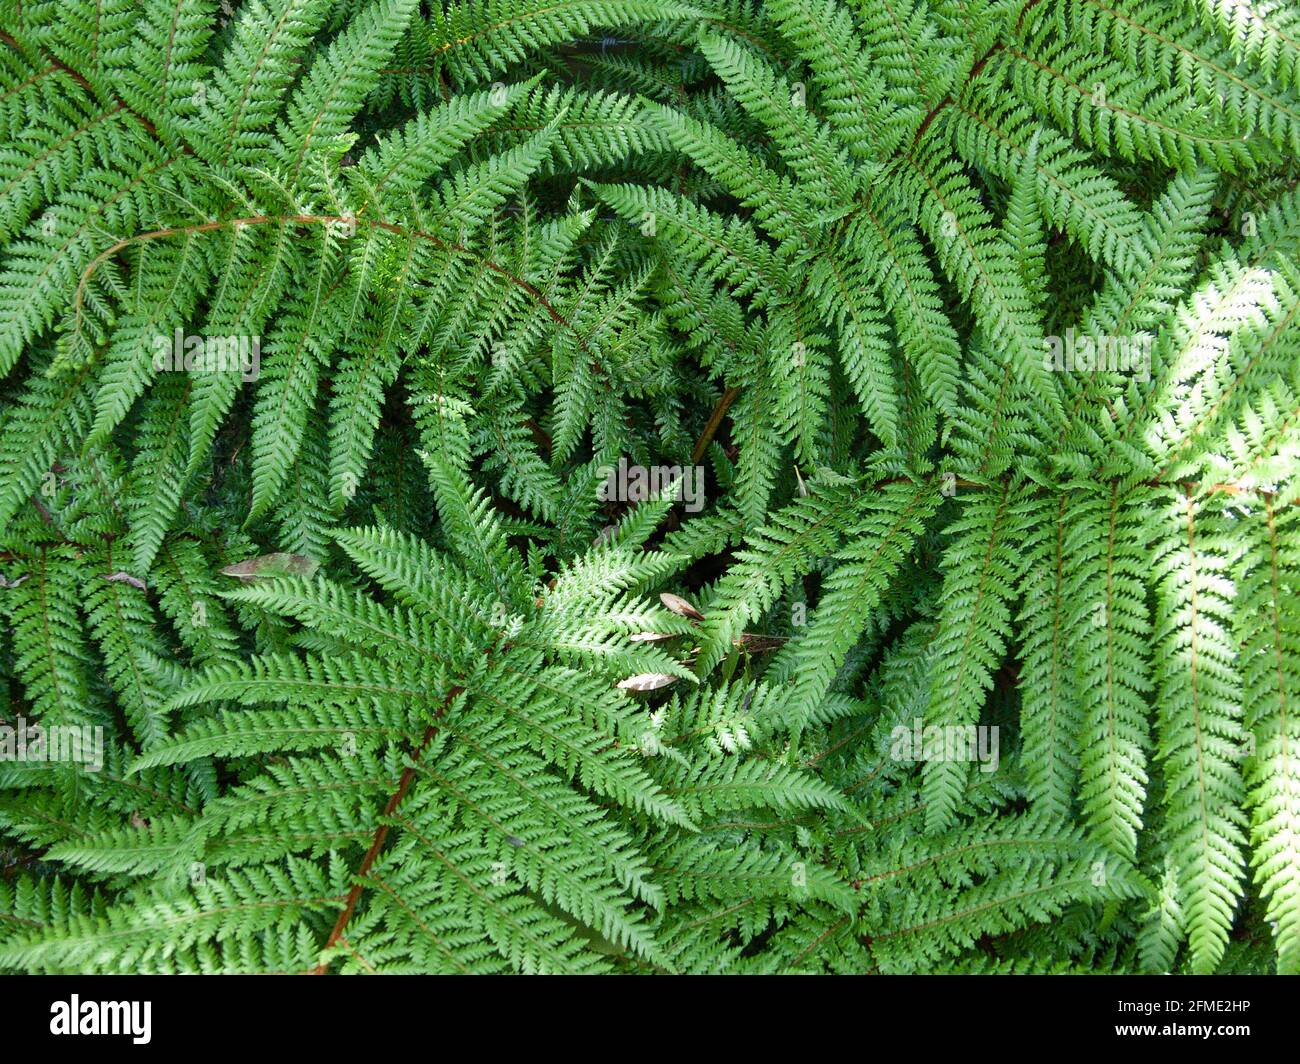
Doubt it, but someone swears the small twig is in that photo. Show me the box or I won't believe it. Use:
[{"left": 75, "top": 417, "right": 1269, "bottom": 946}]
[{"left": 691, "top": 386, "right": 740, "bottom": 463}]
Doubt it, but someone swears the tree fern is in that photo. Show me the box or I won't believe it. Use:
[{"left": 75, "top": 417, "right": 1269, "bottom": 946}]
[{"left": 0, "top": 0, "right": 1298, "bottom": 977}]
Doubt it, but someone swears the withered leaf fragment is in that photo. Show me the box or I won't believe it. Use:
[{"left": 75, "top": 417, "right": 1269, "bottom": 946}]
[
  {"left": 103, "top": 571, "right": 147, "bottom": 590},
  {"left": 659, "top": 592, "right": 705, "bottom": 621},
  {"left": 220, "top": 553, "right": 320, "bottom": 582},
  {"left": 616, "top": 673, "right": 679, "bottom": 691}
]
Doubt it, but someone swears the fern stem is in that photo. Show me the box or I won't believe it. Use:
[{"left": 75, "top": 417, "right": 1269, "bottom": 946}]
[{"left": 311, "top": 687, "right": 462, "bottom": 974}]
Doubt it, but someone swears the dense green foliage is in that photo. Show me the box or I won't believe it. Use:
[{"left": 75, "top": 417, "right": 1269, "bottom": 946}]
[{"left": 0, "top": 0, "right": 1297, "bottom": 975}]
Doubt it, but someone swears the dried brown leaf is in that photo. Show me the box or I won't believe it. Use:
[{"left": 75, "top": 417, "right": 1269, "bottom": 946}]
[
  {"left": 659, "top": 592, "right": 705, "bottom": 621},
  {"left": 103, "top": 571, "right": 147, "bottom": 591},
  {"left": 220, "top": 553, "right": 320, "bottom": 582}
]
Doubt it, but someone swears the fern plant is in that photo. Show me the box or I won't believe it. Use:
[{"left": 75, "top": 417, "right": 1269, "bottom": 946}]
[{"left": 0, "top": 0, "right": 1297, "bottom": 974}]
